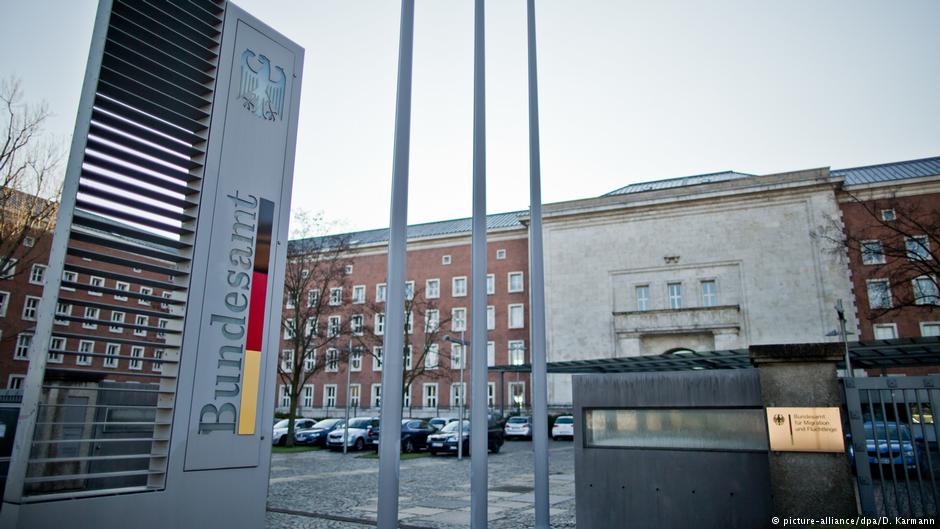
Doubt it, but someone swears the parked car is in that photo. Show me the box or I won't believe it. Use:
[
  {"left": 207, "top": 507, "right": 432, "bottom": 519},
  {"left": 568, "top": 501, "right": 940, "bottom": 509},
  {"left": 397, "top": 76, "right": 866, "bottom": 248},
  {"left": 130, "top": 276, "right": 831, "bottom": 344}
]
[
  {"left": 272, "top": 418, "right": 316, "bottom": 446},
  {"left": 428, "top": 417, "right": 458, "bottom": 431},
  {"left": 551, "top": 416, "right": 574, "bottom": 440},
  {"left": 326, "top": 417, "right": 380, "bottom": 451},
  {"left": 504, "top": 416, "right": 532, "bottom": 440},
  {"left": 848, "top": 421, "right": 926, "bottom": 472},
  {"left": 427, "top": 419, "right": 504, "bottom": 455},
  {"left": 375, "top": 419, "right": 437, "bottom": 453},
  {"left": 294, "top": 418, "right": 345, "bottom": 446}
]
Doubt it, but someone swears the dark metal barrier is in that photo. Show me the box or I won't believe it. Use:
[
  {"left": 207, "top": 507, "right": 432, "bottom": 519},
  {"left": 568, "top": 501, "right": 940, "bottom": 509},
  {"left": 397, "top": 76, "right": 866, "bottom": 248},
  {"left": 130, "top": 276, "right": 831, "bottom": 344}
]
[{"left": 844, "top": 376, "right": 940, "bottom": 517}]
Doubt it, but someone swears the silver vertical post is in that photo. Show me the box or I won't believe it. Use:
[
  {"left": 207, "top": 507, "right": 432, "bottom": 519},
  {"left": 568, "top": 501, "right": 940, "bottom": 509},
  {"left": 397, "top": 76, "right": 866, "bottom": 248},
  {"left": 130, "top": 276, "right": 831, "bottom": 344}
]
[
  {"left": 344, "top": 339, "right": 352, "bottom": 455},
  {"left": 527, "top": 1, "right": 550, "bottom": 527},
  {"left": 377, "top": 1, "right": 415, "bottom": 527},
  {"left": 470, "top": 0, "right": 489, "bottom": 527},
  {"left": 458, "top": 329, "right": 466, "bottom": 461}
]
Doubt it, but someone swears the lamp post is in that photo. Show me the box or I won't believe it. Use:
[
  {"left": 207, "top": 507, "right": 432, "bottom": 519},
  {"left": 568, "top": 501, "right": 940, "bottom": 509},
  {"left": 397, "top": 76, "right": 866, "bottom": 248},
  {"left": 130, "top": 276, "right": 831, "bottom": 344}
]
[
  {"left": 835, "top": 299, "right": 853, "bottom": 378},
  {"left": 343, "top": 339, "right": 353, "bottom": 455},
  {"left": 445, "top": 332, "right": 468, "bottom": 460}
]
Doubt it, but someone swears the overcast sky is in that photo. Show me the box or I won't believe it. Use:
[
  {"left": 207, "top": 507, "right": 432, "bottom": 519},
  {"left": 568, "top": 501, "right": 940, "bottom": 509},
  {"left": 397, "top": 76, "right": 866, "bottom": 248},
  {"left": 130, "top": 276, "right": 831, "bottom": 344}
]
[{"left": 2, "top": 0, "right": 938, "bottom": 235}]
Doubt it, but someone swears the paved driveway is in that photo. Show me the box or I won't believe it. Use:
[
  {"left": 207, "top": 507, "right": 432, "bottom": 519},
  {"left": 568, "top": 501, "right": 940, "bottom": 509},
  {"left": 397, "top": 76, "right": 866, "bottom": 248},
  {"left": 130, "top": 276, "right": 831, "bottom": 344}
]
[{"left": 266, "top": 439, "right": 576, "bottom": 528}]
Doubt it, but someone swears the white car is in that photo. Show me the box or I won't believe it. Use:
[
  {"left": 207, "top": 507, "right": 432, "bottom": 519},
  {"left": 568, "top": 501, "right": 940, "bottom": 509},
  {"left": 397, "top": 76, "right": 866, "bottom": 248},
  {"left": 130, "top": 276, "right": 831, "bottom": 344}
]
[
  {"left": 272, "top": 418, "right": 316, "bottom": 446},
  {"left": 504, "top": 416, "right": 532, "bottom": 440},
  {"left": 326, "top": 417, "right": 379, "bottom": 451},
  {"left": 551, "top": 415, "right": 574, "bottom": 440}
]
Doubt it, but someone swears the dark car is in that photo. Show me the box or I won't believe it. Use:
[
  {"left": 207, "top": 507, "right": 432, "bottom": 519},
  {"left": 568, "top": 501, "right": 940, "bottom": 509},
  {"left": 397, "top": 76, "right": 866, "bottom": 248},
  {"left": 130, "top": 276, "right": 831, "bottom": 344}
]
[
  {"left": 294, "top": 418, "right": 345, "bottom": 447},
  {"left": 375, "top": 419, "right": 437, "bottom": 453},
  {"left": 848, "top": 421, "right": 926, "bottom": 472},
  {"left": 427, "top": 419, "right": 504, "bottom": 456},
  {"left": 428, "top": 417, "right": 458, "bottom": 431}
]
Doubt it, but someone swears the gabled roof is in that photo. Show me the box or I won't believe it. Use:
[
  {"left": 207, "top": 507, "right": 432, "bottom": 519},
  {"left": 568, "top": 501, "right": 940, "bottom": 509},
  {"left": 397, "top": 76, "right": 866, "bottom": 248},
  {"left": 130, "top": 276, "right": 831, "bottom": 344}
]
[
  {"left": 832, "top": 156, "right": 940, "bottom": 186},
  {"left": 603, "top": 171, "right": 756, "bottom": 196}
]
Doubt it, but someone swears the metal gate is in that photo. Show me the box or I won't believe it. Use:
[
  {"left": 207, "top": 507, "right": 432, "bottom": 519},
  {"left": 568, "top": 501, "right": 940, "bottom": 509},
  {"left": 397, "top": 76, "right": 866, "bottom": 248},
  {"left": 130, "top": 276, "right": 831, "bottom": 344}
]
[{"left": 844, "top": 376, "right": 940, "bottom": 517}]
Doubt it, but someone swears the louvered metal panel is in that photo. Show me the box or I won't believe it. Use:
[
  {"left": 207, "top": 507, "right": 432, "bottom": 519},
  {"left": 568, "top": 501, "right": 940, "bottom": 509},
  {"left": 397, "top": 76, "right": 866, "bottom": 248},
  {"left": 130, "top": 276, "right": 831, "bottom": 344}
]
[{"left": 8, "top": 0, "right": 226, "bottom": 502}]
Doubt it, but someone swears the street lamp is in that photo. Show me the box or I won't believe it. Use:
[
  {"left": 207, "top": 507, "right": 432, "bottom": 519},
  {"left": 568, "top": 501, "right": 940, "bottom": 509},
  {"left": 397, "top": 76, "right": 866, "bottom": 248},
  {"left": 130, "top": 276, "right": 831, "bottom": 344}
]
[
  {"left": 834, "top": 299, "right": 853, "bottom": 378},
  {"left": 444, "top": 332, "right": 468, "bottom": 461}
]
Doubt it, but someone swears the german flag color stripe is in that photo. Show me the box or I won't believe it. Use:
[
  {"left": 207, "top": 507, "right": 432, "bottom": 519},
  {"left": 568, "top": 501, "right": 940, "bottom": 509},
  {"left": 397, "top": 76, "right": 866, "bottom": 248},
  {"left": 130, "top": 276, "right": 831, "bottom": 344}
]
[{"left": 238, "top": 198, "right": 274, "bottom": 435}]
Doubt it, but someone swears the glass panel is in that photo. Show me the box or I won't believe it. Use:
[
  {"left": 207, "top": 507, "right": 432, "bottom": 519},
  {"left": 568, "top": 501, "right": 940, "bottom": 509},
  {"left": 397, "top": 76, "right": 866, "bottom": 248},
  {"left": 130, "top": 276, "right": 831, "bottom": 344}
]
[{"left": 584, "top": 408, "right": 768, "bottom": 451}]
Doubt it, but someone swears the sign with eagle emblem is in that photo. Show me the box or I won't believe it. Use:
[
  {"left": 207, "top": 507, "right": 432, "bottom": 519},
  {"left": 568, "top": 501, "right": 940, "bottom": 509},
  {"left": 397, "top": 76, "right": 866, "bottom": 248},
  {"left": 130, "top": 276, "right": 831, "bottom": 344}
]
[{"left": 239, "top": 49, "right": 286, "bottom": 121}]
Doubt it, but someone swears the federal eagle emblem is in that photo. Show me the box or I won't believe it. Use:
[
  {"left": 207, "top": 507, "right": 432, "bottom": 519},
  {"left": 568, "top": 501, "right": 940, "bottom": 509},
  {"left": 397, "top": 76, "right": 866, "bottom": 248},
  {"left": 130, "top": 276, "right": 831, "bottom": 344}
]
[{"left": 239, "top": 49, "right": 286, "bottom": 121}]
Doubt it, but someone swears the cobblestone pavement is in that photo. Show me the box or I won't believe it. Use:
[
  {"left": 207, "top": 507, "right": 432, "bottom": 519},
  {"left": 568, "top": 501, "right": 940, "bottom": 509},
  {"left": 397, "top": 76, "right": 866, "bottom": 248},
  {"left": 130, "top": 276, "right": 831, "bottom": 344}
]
[{"left": 266, "top": 438, "right": 576, "bottom": 528}]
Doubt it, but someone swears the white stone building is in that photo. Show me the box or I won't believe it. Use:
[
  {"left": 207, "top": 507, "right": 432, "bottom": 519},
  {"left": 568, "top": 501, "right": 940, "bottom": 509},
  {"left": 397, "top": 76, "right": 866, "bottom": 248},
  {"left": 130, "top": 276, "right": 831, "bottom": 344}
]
[{"left": 536, "top": 167, "right": 858, "bottom": 405}]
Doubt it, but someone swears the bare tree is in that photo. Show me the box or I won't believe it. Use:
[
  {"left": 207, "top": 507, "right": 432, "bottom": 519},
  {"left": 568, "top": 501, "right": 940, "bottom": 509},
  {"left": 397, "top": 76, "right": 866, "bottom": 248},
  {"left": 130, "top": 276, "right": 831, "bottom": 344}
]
[
  {"left": 0, "top": 77, "right": 62, "bottom": 280},
  {"left": 358, "top": 285, "right": 454, "bottom": 414},
  {"left": 277, "top": 211, "right": 355, "bottom": 446},
  {"left": 814, "top": 190, "right": 940, "bottom": 317}
]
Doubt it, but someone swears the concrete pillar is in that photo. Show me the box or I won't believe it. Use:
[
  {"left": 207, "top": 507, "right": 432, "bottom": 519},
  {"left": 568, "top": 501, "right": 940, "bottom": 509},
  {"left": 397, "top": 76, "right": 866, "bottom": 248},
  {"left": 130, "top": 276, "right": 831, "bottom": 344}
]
[{"left": 750, "top": 343, "right": 856, "bottom": 517}]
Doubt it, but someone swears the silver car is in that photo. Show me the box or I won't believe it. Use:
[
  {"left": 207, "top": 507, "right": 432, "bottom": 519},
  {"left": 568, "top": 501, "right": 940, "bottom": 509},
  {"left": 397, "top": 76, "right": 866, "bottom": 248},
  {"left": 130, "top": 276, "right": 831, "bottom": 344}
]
[
  {"left": 272, "top": 418, "right": 316, "bottom": 446},
  {"left": 326, "top": 416, "right": 379, "bottom": 451}
]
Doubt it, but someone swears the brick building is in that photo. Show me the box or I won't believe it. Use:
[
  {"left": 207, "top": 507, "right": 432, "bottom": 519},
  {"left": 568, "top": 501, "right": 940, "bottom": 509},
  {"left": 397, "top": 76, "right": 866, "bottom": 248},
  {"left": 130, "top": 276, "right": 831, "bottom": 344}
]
[{"left": 277, "top": 213, "right": 532, "bottom": 418}]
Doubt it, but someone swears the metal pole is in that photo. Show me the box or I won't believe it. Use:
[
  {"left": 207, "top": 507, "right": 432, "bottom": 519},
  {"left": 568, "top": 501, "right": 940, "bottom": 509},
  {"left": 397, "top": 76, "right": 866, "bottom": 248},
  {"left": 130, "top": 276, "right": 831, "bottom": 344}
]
[
  {"left": 470, "top": 0, "right": 488, "bottom": 526},
  {"left": 500, "top": 370, "right": 505, "bottom": 418},
  {"left": 344, "top": 339, "right": 352, "bottom": 455},
  {"left": 526, "top": 1, "right": 550, "bottom": 526},
  {"left": 836, "top": 299, "right": 853, "bottom": 377},
  {"left": 377, "top": 1, "right": 415, "bottom": 527},
  {"left": 458, "top": 330, "right": 466, "bottom": 461}
]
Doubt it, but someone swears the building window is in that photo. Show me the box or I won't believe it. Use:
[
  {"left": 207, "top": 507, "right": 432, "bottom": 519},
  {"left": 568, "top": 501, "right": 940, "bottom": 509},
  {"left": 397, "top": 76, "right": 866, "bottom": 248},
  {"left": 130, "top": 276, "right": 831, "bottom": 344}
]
[
  {"left": 326, "top": 348, "right": 339, "bottom": 372},
  {"left": 61, "top": 270, "right": 77, "bottom": 291},
  {"left": 453, "top": 276, "right": 467, "bottom": 297},
  {"left": 134, "top": 315, "right": 148, "bottom": 336},
  {"left": 349, "top": 384, "right": 361, "bottom": 408},
  {"left": 82, "top": 307, "right": 99, "bottom": 329},
  {"left": 509, "top": 340, "right": 525, "bottom": 366},
  {"left": 14, "top": 334, "right": 31, "bottom": 360},
  {"left": 636, "top": 285, "right": 650, "bottom": 311},
  {"left": 913, "top": 276, "right": 939, "bottom": 305},
  {"left": 405, "top": 311, "right": 414, "bottom": 334},
  {"left": 329, "top": 287, "right": 342, "bottom": 305},
  {"left": 873, "top": 324, "right": 898, "bottom": 340},
  {"left": 403, "top": 385, "right": 412, "bottom": 408},
  {"left": 344, "top": 265, "right": 353, "bottom": 275},
  {"left": 104, "top": 343, "right": 120, "bottom": 368},
  {"left": 7, "top": 375, "right": 24, "bottom": 390},
  {"left": 302, "top": 385, "right": 314, "bottom": 408},
  {"left": 29, "top": 264, "right": 46, "bottom": 285},
  {"left": 307, "top": 289, "right": 320, "bottom": 307},
  {"left": 157, "top": 318, "right": 168, "bottom": 338},
  {"left": 701, "top": 280, "right": 717, "bottom": 307},
  {"left": 115, "top": 281, "right": 130, "bottom": 301},
  {"left": 376, "top": 283, "right": 387, "bottom": 302},
  {"left": 352, "top": 285, "right": 366, "bottom": 304},
  {"left": 451, "top": 343, "right": 465, "bottom": 369},
  {"left": 486, "top": 305, "right": 495, "bottom": 330},
  {"left": 138, "top": 286, "right": 153, "bottom": 305},
  {"left": 304, "top": 349, "right": 316, "bottom": 372},
  {"left": 906, "top": 236, "right": 931, "bottom": 261},
  {"left": 285, "top": 292, "right": 296, "bottom": 309},
  {"left": 279, "top": 386, "right": 291, "bottom": 408},
  {"left": 451, "top": 383, "right": 466, "bottom": 408},
  {"left": 426, "top": 279, "right": 440, "bottom": 299},
  {"left": 0, "top": 259, "right": 16, "bottom": 279},
  {"left": 23, "top": 236, "right": 35, "bottom": 248},
  {"left": 425, "top": 309, "right": 439, "bottom": 333},
  {"left": 373, "top": 347, "right": 383, "bottom": 371},
  {"left": 921, "top": 322, "right": 940, "bottom": 337},
  {"left": 328, "top": 315, "right": 341, "bottom": 337},
  {"left": 508, "top": 304, "right": 524, "bottom": 329},
  {"left": 109, "top": 311, "right": 125, "bottom": 333},
  {"left": 351, "top": 349, "right": 362, "bottom": 371},
  {"left": 0, "top": 291, "right": 9, "bottom": 317},
  {"left": 487, "top": 341, "right": 495, "bottom": 367},
  {"left": 881, "top": 209, "right": 896, "bottom": 221},
  {"left": 324, "top": 385, "right": 337, "bottom": 408},
  {"left": 152, "top": 349, "right": 164, "bottom": 372},
  {"left": 284, "top": 319, "right": 296, "bottom": 340},
  {"left": 487, "top": 382, "right": 496, "bottom": 407},
  {"left": 405, "top": 281, "right": 415, "bottom": 301},
  {"left": 452, "top": 308, "right": 467, "bottom": 332},
  {"left": 77, "top": 340, "right": 94, "bottom": 366},
  {"left": 487, "top": 274, "right": 495, "bottom": 295},
  {"left": 129, "top": 346, "right": 144, "bottom": 370},
  {"left": 371, "top": 384, "right": 382, "bottom": 408},
  {"left": 350, "top": 314, "right": 364, "bottom": 336},
  {"left": 496, "top": 249, "right": 506, "bottom": 260},
  {"left": 509, "top": 382, "right": 526, "bottom": 408},
  {"left": 423, "top": 384, "right": 438, "bottom": 408},
  {"left": 508, "top": 272, "right": 524, "bottom": 293},
  {"left": 161, "top": 291, "right": 172, "bottom": 309},
  {"left": 281, "top": 349, "right": 294, "bottom": 373},
  {"left": 861, "top": 240, "right": 885, "bottom": 265},
  {"left": 404, "top": 345, "right": 412, "bottom": 370},
  {"left": 442, "top": 255, "right": 451, "bottom": 265},
  {"left": 22, "top": 296, "right": 40, "bottom": 321},
  {"left": 89, "top": 276, "right": 105, "bottom": 296},
  {"left": 48, "top": 336, "right": 64, "bottom": 364},
  {"left": 375, "top": 313, "right": 385, "bottom": 336},
  {"left": 867, "top": 279, "right": 892, "bottom": 309},
  {"left": 667, "top": 282, "right": 683, "bottom": 309},
  {"left": 425, "top": 344, "right": 439, "bottom": 370}
]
